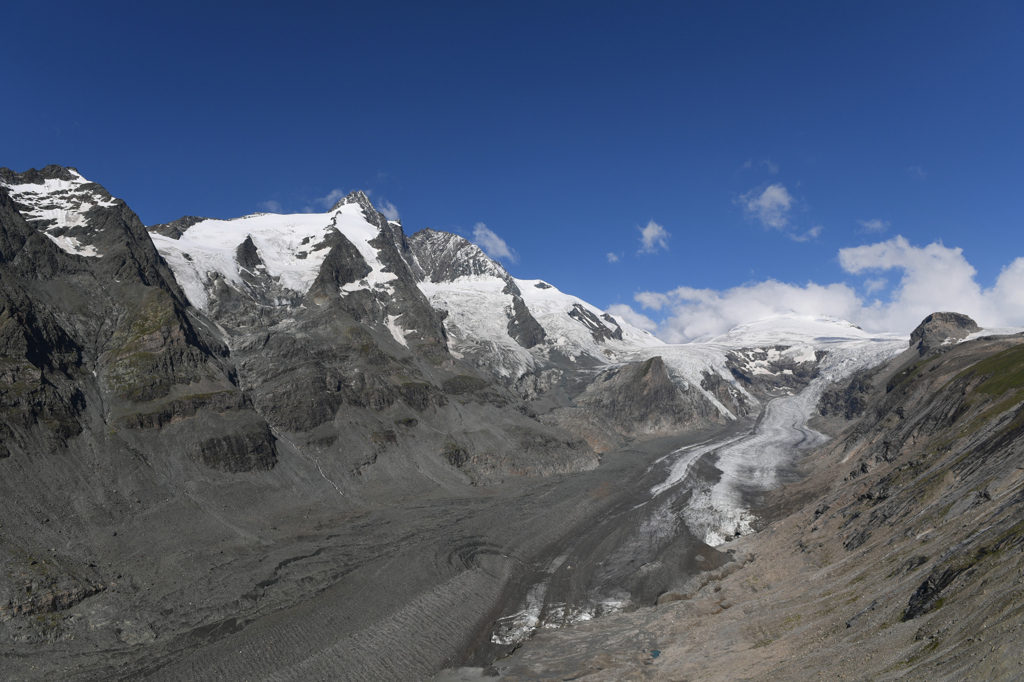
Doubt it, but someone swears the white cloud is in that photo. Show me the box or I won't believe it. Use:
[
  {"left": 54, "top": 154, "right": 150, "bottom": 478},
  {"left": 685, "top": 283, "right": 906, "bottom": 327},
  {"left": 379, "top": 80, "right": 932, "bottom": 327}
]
[
  {"left": 634, "top": 291, "right": 671, "bottom": 311},
  {"left": 258, "top": 200, "right": 282, "bottom": 213},
  {"left": 472, "top": 223, "right": 517, "bottom": 263},
  {"left": 907, "top": 166, "right": 927, "bottom": 180},
  {"left": 606, "top": 303, "right": 658, "bottom": 332},
  {"left": 317, "top": 188, "right": 348, "bottom": 208},
  {"left": 638, "top": 220, "right": 670, "bottom": 253},
  {"left": 607, "top": 252, "right": 620, "bottom": 263},
  {"left": 761, "top": 159, "right": 779, "bottom": 175},
  {"left": 378, "top": 200, "right": 400, "bottom": 221},
  {"left": 863, "top": 278, "right": 888, "bottom": 295},
  {"left": 637, "top": 281, "right": 863, "bottom": 343},
  {"left": 633, "top": 235, "right": 1024, "bottom": 342},
  {"left": 789, "top": 225, "right": 823, "bottom": 242},
  {"left": 739, "top": 183, "right": 794, "bottom": 229},
  {"left": 858, "top": 218, "right": 889, "bottom": 233}
]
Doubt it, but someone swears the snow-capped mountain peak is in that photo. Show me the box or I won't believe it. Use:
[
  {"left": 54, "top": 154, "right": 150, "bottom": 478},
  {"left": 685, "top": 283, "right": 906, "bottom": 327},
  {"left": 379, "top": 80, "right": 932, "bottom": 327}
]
[
  {"left": 0, "top": 165, "right": 119, "bottom": 258},
  {"left": 409, "top": 228, "right": 511, "bottom": 284},
  {"left": 148, "top": 199, "right": 403, "bottom": 311},
  {"left": 329, "top": 189, "right": 374, "bottom": 214}
]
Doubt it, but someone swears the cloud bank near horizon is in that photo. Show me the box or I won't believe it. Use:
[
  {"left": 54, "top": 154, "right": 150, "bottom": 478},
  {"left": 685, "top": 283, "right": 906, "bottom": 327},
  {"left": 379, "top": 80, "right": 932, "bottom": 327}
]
[{"left": 616, "top": 236, "right": 1024, "bottom": 343}]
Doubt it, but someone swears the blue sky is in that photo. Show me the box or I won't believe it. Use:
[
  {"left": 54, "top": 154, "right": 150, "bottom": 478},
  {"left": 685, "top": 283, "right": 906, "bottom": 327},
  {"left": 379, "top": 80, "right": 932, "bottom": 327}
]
[{"left": 3, "top": 1, "right": 1023, "bottom": 339}]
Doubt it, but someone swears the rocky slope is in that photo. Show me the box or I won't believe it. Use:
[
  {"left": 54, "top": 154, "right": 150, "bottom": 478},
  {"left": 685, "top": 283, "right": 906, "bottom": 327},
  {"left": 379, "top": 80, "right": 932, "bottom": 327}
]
[
  {"left": 1, "top": 164, "right": 984, "bottom": 681},
  {"left": 487, "top": 315, "right": 1024, "bottom": 681}
]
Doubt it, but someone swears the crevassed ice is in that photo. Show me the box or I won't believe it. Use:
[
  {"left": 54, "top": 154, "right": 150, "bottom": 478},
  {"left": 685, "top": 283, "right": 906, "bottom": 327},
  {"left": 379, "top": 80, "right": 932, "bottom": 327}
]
[{"left": 656, "top": 335, "right": 907, "bottom": 546}]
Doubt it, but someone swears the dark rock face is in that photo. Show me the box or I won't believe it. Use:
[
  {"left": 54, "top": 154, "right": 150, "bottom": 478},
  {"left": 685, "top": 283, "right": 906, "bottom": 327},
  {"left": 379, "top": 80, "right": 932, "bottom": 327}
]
[
  {"left": 408, "top": 228, "right": 509, "bottom": 283},
  {"left": 817, "top": 372, "right": 873, "bottom": 420},
  {"left": 185, "top": 415, "right": 278, "bottom": 473},
  {"left": 234, "top": 235, "right": 263, "bottom": 272},
  {"left": 148, "top": 215, "right": 207, "bottom": 240},
  {"left": 0, "top": 165, "right": 80, "bottom": 186},
  {"left": 601, "top": 313, "right": 625, "bottom": 340},
  {"left": 507, "top": 295, "right": 547, "bottom": 348},
  {"left": 544, "top": 356, "right": 729, "bottom": 446},
  {"left": 725, "top": 346, "right": 823, "bottom": 398},
  {"left": 0, "top": 169, "right": 281, "bottom": 475},
  {"left": 568, "top": 304, "right": 623, "bottom": 343},
  {"left": 909, "top": 311, "right": 980, "bottom": 355},
  {"left": 306, "top": 228, "right": 372, "bottom": 300}
]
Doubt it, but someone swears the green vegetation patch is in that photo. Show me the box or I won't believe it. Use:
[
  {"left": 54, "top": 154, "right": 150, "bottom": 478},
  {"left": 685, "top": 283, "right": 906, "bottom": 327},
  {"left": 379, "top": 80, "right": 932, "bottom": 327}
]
[
  {"left": 964, "top": 344, "right": 1024, "bottom": 397},
  {"left": 887, "top": 355, "right": 942, "bottom": 392}
]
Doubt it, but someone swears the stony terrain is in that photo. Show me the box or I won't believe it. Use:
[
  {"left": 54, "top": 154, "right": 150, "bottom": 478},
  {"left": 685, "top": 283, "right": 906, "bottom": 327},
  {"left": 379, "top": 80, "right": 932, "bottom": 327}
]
[
  {"left": 484, "top": 319, "right": 1024, "bottom": 681},
  {"left": 2, "top": 165, "right": 1021, "bottom": 681},
  {"left": 0, "top": 166, "right": 791, "bottom": 680}
]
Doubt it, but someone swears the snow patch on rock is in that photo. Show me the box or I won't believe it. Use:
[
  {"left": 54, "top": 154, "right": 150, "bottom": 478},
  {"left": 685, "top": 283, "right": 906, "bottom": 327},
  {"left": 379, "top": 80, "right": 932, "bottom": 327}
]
[{"left": 1, "top": 168, "right": 116, "bottom": 258}]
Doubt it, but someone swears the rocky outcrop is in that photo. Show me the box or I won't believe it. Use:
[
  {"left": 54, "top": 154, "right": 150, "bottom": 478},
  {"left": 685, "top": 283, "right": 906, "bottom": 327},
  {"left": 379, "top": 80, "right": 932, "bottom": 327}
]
[
  {"left": 184, "top": 415, "right": 277, "bottom": 473},
  {"left": 408, "top": 228, "right": 510, "bottom": 283},
  {"left": 725, "top": 346, "right": 823, "bottom": 398},
  {"left": 306, "top": 228, "right": 372, "bottom": 300},
  {"left": 234, "top": 235, "right": 263, "bottom": 272},
  {"left": 507, "top": 295, "right": 546, "bottom": 348},
  {"left": 817, "top": 371, "right": 873, "bottom": 419},
  {"left": 909, "top": 311, "right": 980, "bottom": 355},
  {"left": 568, "top": 304, "right": 623, "bottom": 343},
  {"left": 148, "top": 215, "right": 207, "bottom": 240},
  {"left": 548, "top": 357, "right": 726, "bottom": 447}
]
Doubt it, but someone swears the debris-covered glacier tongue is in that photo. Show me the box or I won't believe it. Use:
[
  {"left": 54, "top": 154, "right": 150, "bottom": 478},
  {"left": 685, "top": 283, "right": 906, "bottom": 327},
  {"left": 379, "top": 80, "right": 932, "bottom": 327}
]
[{"left": 457, "top": 329, "right": 908, "bottom": 669}]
